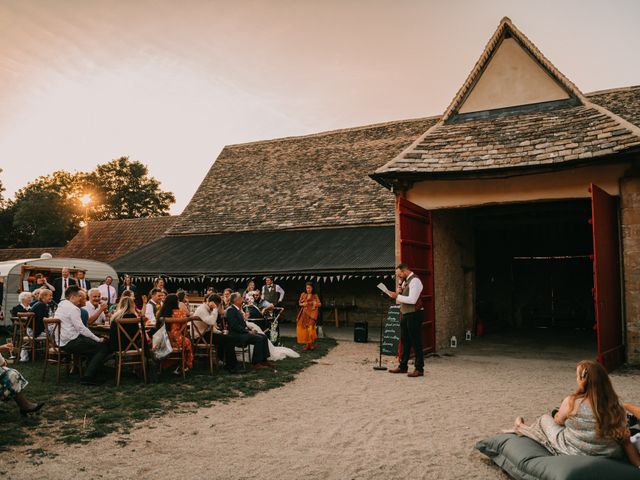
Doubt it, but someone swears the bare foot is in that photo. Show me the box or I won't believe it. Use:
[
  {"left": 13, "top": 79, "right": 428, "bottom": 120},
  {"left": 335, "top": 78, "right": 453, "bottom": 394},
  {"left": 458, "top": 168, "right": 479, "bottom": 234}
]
[{"left": 515, "top": 416, "right": 526, "bottom": 428}]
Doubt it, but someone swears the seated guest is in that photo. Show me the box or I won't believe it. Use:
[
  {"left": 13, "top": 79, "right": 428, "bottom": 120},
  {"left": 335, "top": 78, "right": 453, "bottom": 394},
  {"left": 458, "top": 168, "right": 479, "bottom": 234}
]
[
  {"left": 109, "top": 296, "right": 146, "bottom": 353},
  {"left": 224, "top": 293, "right": 272, "bottom": 373},
  {"left": 177, "top": 290, "right": 190, "bottom": 316},
  {"left": 30, "top": 288, "right": 54, "bottom": 338},
  {"left": 118, "top": 274, "right": 137, "bottom": 299},
  {"left": 75, "top": 270, "right": 90, "bottom": 291},
  {"left": 246, "top": 290, "right": 274, "bottom": 331},
  {"left": 30, "top": 288, "right": 41, "bottom": 305},
  {"left": 30, "top": 273, "right": 55, "bottom": 293},
  {"left": 52, "top": 267, "right": 76, "bottom": 303},
  {"left": 0, "top": 342, "right": 44, "bottom": 416},
  {"left": 144, "top": 288, "right": 163, "bottom": 326},
  {"left": 11, "top": 291, "right": 32, "bottom": 316},
  {"left": 56, "top": 285, "right": 110, "bottom": 386},
  {"left": 83, "top": 288, "right": 109, "bottom": 325},
  {"left": 242, "top": 281, "right": 256, "bottom": 305},
  {"left": 262, "top": 276, "right": 285, "bottom": 306},
  {"left": 98, "top": 276, "right": 118, "bottom": 307},
  {"left": 153, "top": 277, "right": 168, "bottom": 295},
  {"left": 514, "top": 360, "right": 640, "bottom": 466},
  {"left": 157, "top": 293, "right": 193, "bottom": 374},
  {"left": 193, "top": 294, "right": 227, "bottom": 359},
  {"left": 221, "top": 288, "right": 232, "bottom": 309}
]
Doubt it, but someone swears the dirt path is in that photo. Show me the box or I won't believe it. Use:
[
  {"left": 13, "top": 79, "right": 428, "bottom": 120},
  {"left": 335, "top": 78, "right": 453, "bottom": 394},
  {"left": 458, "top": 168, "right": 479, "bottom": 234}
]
[{"left": 3, "top": 340, "right": 640, "bottom": 479}]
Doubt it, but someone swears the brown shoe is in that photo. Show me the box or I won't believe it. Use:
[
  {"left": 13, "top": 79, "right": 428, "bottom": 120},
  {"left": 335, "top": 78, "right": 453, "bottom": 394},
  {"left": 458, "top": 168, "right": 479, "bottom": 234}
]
[
  {"left": 407, "top": 370, "right": 424, "bottom": 378},
  {"left": 389, "top": 367, "right": 408, "bottom": 374},
  {"left": 253, "top": 364, "right": 269, "bottom": 370}
]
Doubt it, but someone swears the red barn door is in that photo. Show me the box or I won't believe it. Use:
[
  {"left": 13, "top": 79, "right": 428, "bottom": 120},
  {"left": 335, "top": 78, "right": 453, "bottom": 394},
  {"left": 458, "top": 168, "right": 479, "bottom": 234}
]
[
  {"left": 398, "top": 197, "right": 435, "bottom": 353},
  {"left": 590, "top": 183, "right": 624, "bottom": 371}
]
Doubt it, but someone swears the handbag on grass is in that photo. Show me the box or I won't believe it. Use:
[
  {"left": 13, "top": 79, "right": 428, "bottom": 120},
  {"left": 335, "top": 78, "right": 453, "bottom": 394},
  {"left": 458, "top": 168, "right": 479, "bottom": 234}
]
[{"left": 152, "top": 325, "right": 172, "bottom": 360}]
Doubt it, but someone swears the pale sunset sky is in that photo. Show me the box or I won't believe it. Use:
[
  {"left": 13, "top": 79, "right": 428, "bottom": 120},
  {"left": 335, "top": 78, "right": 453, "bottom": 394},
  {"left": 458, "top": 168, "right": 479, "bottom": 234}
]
[{"left": 1, "top": 0, "right": 639, "bottom": 213}]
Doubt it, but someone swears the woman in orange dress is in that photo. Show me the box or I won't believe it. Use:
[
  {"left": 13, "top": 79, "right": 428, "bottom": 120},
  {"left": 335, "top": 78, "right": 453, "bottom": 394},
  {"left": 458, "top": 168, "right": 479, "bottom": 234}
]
[
  {"left": 157, "top": 293, "right": 193, "bottom": 372},
  {"left": 296, "top": 282, "right": 321, "bottom": 351}
]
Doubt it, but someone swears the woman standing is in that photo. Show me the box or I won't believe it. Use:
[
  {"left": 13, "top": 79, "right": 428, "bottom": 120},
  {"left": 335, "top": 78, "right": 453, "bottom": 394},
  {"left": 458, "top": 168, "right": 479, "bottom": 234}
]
[
  {"left": 157, "top": 293, "right": 193, "bottom": 373},
  {"left": 514, "top": 360, "right": 640, "bottom": 465},
  {"left": 296, "top": 282, "right": 321, "bottom": 351}
]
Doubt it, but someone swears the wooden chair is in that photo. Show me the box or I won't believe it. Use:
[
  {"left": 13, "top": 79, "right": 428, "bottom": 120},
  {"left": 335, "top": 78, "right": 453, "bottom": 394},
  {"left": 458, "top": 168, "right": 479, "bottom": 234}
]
[
  {"left": 161, "top": 317, "right": 190, "bottom": 378},
  {"left": 114, "top": 318, "right": 147, "bottom": 386},
  {"left": 16, "top": 312, "right": 45, "bottom": 362},
  {"left": 189, "top": 316, "right": 216, "bottom": 375},
  {"left": 42, "top": 318, "right": 76, "bottom": 384}
]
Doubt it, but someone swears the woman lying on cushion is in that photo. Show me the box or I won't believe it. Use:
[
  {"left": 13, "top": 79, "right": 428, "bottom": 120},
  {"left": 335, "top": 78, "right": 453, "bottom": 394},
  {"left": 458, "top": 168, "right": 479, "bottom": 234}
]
[{"left": 513, "top": 360, "right": 640, "bottom": 467}]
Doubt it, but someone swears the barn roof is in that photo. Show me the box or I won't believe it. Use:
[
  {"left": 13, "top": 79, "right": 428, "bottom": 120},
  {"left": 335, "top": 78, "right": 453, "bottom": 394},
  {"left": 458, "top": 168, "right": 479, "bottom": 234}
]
[
  {"left": 0, "top": 247, "right": 64, "bottom": 263},
  {"left": 62, "top": 216, "right": 178, "bottom": 263},
  {"left": 372, "top": 18, "right": 640, "bottom": 183},
  {"left": 112, "top": 225, "right": 394, "bottom": 276},
  {"left": 167, "top": 117, "right": 438, "bottom": 236}
]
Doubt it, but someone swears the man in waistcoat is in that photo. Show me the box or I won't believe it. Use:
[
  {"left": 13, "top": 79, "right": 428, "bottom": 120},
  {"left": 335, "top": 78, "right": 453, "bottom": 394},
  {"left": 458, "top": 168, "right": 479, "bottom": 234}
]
[
  {"left": 387, "top": 263, "right": 425, "bottom": 378},
  {"left": 261, "top": 277, "right": 284, "bottom": 306}
]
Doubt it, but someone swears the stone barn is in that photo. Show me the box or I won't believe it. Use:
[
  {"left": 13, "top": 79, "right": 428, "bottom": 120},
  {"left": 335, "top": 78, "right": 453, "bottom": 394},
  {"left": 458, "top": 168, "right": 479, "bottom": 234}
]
[{"left": 372, "top": 17, "right": 640, "bottom": 369}]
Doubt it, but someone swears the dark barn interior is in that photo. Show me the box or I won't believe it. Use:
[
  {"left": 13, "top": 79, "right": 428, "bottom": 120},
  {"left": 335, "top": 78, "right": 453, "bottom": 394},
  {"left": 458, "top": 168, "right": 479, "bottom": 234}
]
[{"left": 474, "top": 200, "right": 596, "bottom": 348}]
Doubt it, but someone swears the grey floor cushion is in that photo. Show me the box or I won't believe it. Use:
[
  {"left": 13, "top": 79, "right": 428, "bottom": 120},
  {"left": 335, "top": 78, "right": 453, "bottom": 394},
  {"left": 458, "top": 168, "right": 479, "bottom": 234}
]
[{"left": 476, "top": 433, "right": 640, "bottom": 480}]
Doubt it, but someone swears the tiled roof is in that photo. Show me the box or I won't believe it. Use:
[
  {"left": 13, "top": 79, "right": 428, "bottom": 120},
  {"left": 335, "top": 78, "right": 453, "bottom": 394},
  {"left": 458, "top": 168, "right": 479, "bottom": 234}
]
[
  {"left": 168, "top": 118, "right": 438, "bottom": 235},
  {"left": 587, "top": 86, "right": 640, "bottom": 127},
  {"left": 374, "top": 101, "right": 640, "bottom": 176},
  {"left": 373, "top": 18, "right": 640, "bottom": 179},
  {"left": 0, "top": 247, "right": 64, "bottom": 263},
  {"left": 62, "top": 216, "right": 178, "bottom": 263},
  {"left": 112, "top": 225, "right": 394, "bottom": 276}
]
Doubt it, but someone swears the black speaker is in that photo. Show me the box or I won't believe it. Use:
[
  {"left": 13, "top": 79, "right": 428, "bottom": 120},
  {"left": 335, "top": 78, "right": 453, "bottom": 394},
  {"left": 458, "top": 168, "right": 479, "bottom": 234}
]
[{"left": 354, "top": 321, "right": 368, "bottom": 343}]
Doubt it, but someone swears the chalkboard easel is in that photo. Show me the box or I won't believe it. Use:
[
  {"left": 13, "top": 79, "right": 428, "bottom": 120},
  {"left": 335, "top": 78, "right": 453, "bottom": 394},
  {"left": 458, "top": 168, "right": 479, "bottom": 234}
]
[{"left": 381, "top": 305, "right": 401, "bottom": 356}]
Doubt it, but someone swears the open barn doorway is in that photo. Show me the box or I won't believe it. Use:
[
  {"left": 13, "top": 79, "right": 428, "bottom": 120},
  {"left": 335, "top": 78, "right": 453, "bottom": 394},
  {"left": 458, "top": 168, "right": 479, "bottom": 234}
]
[{"left": 474, "top": 199, "right": 597, "bottom": 354}]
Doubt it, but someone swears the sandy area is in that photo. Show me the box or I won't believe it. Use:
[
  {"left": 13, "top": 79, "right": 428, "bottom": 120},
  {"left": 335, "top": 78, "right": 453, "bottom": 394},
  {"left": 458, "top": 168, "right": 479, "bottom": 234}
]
[{"left": 3, "top": 336, "right": 640, "bottom": 480}]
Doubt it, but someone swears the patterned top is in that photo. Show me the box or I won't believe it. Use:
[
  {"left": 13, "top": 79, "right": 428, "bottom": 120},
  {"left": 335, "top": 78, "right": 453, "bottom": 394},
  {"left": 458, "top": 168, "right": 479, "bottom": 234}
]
[{"left": 557, "top": 401, "right": 623, "bottom": 457}]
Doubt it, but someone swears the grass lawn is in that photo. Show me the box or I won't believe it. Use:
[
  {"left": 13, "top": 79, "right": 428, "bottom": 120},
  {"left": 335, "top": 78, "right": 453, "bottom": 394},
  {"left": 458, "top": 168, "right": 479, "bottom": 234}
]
[{"left": 0, "top": 337, "right": 336, "bottom": 453}]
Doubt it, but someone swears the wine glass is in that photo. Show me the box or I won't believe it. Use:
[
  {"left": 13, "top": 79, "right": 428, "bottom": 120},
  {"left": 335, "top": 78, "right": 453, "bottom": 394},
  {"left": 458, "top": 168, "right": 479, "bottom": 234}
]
[{"left": 5, "top": 337, "right": 15, "bottom": 360}]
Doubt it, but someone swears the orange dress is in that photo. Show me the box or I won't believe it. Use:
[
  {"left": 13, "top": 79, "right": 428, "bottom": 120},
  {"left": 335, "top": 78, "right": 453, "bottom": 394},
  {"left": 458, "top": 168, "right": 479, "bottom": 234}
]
[
  {"left": 296, "top": 293, "right": 321, "bottom": 344},
  {"left": 165, "top": 308, "right": 193, "bottom": 369}
]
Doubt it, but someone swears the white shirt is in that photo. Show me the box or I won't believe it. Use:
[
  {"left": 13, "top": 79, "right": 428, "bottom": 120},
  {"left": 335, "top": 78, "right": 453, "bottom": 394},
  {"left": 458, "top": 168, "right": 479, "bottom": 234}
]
[
  {"left": 98, "top": 283, "right": 117, "bottom": 304},
  {"left": 193, "top": 303, "right": 220, "bottom": 337},
  {"left": 145, "top": 301, "right": 159, "bottom": 323},
  {"left": 396, "top": 275, "right": 424, "bottom": 306},
  {"left": 262, "top": 284, "right": 285, "bottom": 302},
  {"left": 77, "top": 278, "right": 88, "bottom": 290},
  {"left": 56, "top": 300, "right": 101, "bottom": 347},
  {"left": 83, "top": 302, "right": 106, "bottom": 325}
]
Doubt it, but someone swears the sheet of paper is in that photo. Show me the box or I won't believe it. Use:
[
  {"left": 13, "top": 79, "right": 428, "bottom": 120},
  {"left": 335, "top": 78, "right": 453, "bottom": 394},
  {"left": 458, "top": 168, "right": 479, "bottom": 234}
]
[{"left": 377, "top": 282, "right": 391, "bottom": 295}]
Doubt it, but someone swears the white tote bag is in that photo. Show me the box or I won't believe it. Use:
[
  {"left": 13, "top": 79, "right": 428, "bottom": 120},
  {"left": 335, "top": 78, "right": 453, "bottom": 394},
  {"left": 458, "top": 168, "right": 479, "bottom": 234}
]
[{"left": 152, "top": 325, "right": 172, "bottom": 361}]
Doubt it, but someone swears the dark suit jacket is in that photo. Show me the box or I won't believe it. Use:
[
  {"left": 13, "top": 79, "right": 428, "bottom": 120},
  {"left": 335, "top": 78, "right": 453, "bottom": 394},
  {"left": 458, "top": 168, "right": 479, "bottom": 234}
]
[
  {"left": 225, "top": 305, "right": 249, "bottom": 335},
  {"left": 118, "top": 284, "right": 137, "bottom": 296},
  {"left": 30, "top": 300, "right": 50, "bottom": 336},
  {"left": 76, "top": 278, "right": 91, "bottom": 290},
  {"left": 10, "top": 304, "right": 30, "bottom": 317},
  {"left": 53, "top": 277, "right": 76, "bottom": 302}
]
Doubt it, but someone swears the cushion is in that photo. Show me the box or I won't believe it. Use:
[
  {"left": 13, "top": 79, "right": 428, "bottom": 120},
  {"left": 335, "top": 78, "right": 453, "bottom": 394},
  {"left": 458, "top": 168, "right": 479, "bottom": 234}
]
[{"left": 476, "top": 433, "right": 640, "bottom": 480}]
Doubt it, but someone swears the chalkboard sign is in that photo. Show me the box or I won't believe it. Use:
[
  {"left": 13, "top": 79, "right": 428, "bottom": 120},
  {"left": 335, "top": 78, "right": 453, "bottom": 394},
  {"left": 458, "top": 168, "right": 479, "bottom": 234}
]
[{"left": 381, "top": 305, "right": 401, "bottom": 356}]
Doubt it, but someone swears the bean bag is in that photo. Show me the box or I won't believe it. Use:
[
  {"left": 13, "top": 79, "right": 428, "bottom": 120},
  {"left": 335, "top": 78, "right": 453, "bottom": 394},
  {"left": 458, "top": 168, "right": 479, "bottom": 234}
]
[{"left": 475, "top": 433, "right": 640, "bottom": 480}]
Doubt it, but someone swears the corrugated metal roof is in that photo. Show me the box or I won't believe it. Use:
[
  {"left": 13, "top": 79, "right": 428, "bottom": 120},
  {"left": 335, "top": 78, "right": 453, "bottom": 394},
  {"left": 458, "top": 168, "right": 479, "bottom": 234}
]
[{"left": 111, "top": 226, "right": 394, "bottom": 276}]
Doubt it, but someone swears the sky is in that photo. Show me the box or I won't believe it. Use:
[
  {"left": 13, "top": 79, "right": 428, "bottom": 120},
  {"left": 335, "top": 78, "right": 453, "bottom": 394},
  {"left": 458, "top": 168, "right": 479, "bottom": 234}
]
[{"left": 1, "top": 0, "right": 639, "bottom": 214}]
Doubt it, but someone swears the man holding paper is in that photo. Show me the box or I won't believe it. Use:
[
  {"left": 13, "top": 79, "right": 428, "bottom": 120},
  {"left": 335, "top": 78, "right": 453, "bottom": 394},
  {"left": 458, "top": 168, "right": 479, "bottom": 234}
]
[{"left": 386, "top": 263, "right": 425, "bottom": 378}]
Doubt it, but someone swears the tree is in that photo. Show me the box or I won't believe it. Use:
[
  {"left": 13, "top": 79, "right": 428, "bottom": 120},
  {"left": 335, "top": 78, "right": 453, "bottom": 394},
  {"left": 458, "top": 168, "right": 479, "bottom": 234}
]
[
  {"left": 87, "top": 157, "right": 175, "bottom": 221},
  {"left": 0, "top": 158, "right": 175, "bottom": 248},
  {"left": 0, "top": 168, "right": 5, "bottom": 207}
]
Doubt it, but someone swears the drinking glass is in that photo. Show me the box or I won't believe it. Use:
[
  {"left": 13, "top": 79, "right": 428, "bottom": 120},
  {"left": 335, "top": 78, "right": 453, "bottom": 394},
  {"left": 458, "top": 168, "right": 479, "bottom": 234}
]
[{"left": 5, "top": 337, "right": 15, "bottom": 359}]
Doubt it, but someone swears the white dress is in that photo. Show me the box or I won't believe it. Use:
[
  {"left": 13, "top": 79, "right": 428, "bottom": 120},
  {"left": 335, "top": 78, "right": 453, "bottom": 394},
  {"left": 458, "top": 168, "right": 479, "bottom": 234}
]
[{"left": 245, "top": 321, "right": 300, "bottom": 361}]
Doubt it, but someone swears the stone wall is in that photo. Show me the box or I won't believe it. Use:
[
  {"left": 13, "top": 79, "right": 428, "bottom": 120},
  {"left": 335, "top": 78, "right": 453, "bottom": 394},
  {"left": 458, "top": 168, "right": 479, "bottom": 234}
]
[
  {"left": 621, "top": 175, "right": 640, "bottom": 364},
  {"left": 432, "top": 209, "right": 476, "bottom": 350}
]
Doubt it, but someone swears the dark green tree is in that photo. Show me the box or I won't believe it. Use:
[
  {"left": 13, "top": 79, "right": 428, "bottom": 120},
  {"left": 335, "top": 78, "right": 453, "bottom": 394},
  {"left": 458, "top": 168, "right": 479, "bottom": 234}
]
[{"left": 87, "top": 157, "right": 175, "bottom": 220}]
